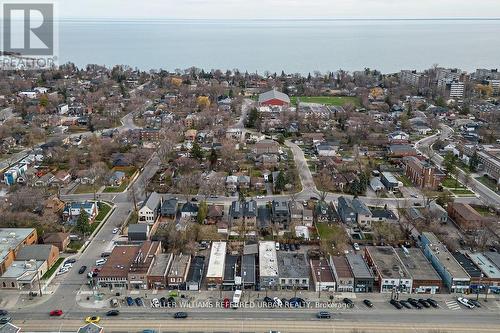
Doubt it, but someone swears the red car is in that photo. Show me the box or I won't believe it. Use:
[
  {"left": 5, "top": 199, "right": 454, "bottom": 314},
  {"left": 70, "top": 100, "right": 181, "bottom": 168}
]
[
  {"left": 223, "top": 298, "right": 230, "bottom": 309},
  {"left": 50, "top": 310, "right": 63, "bottom": 316}
]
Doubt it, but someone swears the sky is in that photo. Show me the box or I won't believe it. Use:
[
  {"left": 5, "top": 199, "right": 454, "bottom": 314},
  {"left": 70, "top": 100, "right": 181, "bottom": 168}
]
[{"left": 54, "top": 0, "right": 500, "bottom": 19}]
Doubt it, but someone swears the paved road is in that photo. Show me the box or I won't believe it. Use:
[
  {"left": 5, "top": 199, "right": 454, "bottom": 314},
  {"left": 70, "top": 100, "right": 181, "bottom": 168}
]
[{"left": 416, "top": 124, "right": 500, "bottom": 207}]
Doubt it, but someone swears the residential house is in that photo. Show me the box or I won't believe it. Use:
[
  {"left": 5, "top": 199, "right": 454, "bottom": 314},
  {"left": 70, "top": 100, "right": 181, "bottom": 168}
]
[
  {"left": 108, "top": 170, "right": 126, "bottom": 186},
  {"left": 337, "top": 196, "right": 356, "bottom": 225},
  {"left": 380, "top": 172, "right": 399, "bottom": 191},
  {"left": 160, "top": 198, "right": 178, "bottom": 218},
  {"left": 42, "top": 232, "right": 69, "bottom": 252},
  {"left": 62, "top": 201, "right": 98, "bottom": 224},
  {"left": 138, "top": 192, "right": 162, "bottom": 224},
  {"left": 206, "top": 204, "right": 224, "bottom": 225},
  {"left": 180, "top": 202, "right": 198, "bottom": 219},
  {"left": 253, "top": 139, "right": 280, "bottom": 155},
  {"left": 271, "top": 199, "right": 290, "bottom": 231}
]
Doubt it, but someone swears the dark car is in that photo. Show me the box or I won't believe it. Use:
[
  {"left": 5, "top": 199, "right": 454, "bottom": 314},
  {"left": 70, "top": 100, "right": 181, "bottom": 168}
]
[
  {"left": 78, "top": 266, "right": 87, "bottom": 274},
  {"left": 469, "top": 299, "right": 481, "bottom": 308},
  {"left": 295, "top": 244, "right": 301, "bottom": 250},
  {"left": 399, "top": 300, "right": 412, "bottom": 309},
  {"left": 65, "top": 258, "right": 77, "bottom": 264},
  {"left": 289, "top": 297, "right": 305, "bottom": 308},
  {"left": 284, "top": 244, "right": 290, "bottom": 251},
  {"left": 0, "top": 310, "right": 7, "bottom": 316},
  {"left": 418, "top": 299, "right": 431, "bottom": 308},
  {"left": 390, "top": 299, "right": 403, "bottom": 309},
  {"left": 174, "top": 312, "right": 188, "bottom": 319},
  {"left": 426, "top": 298, "right": 438, "bottom": 308},
  {"left": 167, "top": 296, "right": 176, "bottom": 307},
  {"left": 408, "top": 298, "right": 422, "bottom": 309},
  {"left": 0, "top": 317, "right": 11, "bottom": 324},
  {"left": 363, "top": 299, "right": 373, "bottom": 308},
  {"left": 135, "top": 297, "right": 143, "bottom": 306},
  {"left": 159, "top": 297, "right": 167, "bottom": 307},
  {"left": 126, "top": 297, "right": 134, "bottom": 306},
  {"left": 290, "top": 244, "right": 296, "bottom": 251},
  {"left": 316, "top": 311, "right": 331, "bottom": 319},
  {"left": 106, "top": 310, "right": 119, "bottom": 316},
  {"left": 263, "top": 296, "right": 274, "bottom": 306},
  {"left": 343, "top": 298, "right": 354, "bottom": 308}
]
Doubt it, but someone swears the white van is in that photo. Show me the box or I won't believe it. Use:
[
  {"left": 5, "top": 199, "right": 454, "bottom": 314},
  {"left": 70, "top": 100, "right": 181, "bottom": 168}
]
[{"left": 95, "top": 258, "right": 107, "bottom": 266}]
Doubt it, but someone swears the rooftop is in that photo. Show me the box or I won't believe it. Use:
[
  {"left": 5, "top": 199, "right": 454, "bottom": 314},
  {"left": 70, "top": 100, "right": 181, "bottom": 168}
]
[
  {"left": 395, "top": 247, "right": 441, "bottom": 281},
  {"left": 148, "top": 253, "right": 172, "bottom": 277},
  {"left": 98, "top": 245, "right": 140, "bottom": 278},
  {"left": 206, "top": 241, "right": 227, "bottom": 278},
  {"left": 421, "top": 232, "right": 470, "bottom": 280},
  {"left": 223, "top": 254, "right": 239, "bottom": 282},
  {"left": 259, "top": 241, "right": 278, "bottom": 277},
  {"left": 345, "top": 254, "right": 373, "bottom": 279},
  {"left": 310, "top": 258, "right": 335, "bottom": 283},
  {"left": 467, "top": 252, "right": 500, "bottom": 279},
  {"left": 453, "top": 252, "right": 482, "bottom": 278},
  {"left": 366, "top": 246, "right": 411, "bottom": 279},
  {"left": 0, "top": 323, "right": 21, "bottom": 333},
  {"left": 381, "top": 171, "right": 399, "bottom": 184},
  {"left": 483, "top": 252, "right": 500, "bottom": 271},
  {"left": 0, "top": 228, "right": 36, "bottom": 264},
  {"left": 186, "top": 255, "right": 205, "bottom": 284},
  {"left": 167, "top": 253, "right": 190, "bottom": 278},
  {"left": 277, "top": 252, "right": 309, "bottom": 279},
  {"left": 330, "top": 256, "right": 353, "bottom": 279},
  {"left": 242, "top": 254, "right": 256, "bottom": 284},
  {"left": 16, "top": 244, "right": 56, "bottom": 262},
  {"left": 258, "top": 89, "right": 290, "bottom": 104},
  {"left": 0, "top": 260, "right": 44, "bottom": 280}
]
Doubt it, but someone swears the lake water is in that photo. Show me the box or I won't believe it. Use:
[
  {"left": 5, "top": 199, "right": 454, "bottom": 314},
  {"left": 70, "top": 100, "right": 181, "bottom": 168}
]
[{"left": 57, "top": 19, "right": 500, "bottom": 73}]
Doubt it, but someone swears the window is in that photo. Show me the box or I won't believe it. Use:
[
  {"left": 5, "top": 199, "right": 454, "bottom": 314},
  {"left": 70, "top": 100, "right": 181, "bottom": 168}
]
[
  {"left": 2, "top": 282, "right": 5, "bottom": 288},
  {"left": 11, "top": 282, "right": 15, "bottom": 288}
]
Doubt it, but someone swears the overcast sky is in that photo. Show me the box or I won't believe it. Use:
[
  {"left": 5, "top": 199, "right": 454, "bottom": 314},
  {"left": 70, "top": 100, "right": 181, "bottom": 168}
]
[{"left": 55, "top": 0, "right": 500, "bottom": 19}]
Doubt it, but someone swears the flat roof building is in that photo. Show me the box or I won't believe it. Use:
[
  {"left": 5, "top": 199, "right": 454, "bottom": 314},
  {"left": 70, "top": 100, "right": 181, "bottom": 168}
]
[
  {"left": 167, "top": 253, "right": 191, "bottom": 288},
  {"left": 223, "top": 254, "right": 240, "bottom": 290},
  {"left": 346, "top": 254, "right": 374, "bottom": 293},
  {"left": 277, "top": 253, "right": 310, "bottom": 290},
  {"left": 241, "top": 254, "right": 256, "bottom": 289},
  {"left": 395, "top": 247, "right": 443, "bottom": 294},
  {"left": 364, "top": 246, "right": 413, "bottom": 293},
  {"left": 147, "top": 253, "right": 173, "bottom": 290},
  {"left": 310, "top": 258, "right": 336, "bottom": 292},
  {"left": 329, "top": 256, "right": 354, "bottom": 292},
  {"left": 206, "top": 241, "right": 227, "bottom": 287},
  {"left": 0, "top": 228, "right": 37, "bottom": 275},
  {"left": 259, "top": 241, "right": 278, "bottom": 290},
  {"left": 420, "top": 232, "right": 470, "bottom": 293},
  {"left": 97, "top": 245, "right": 140, "bottom": 289},
  {"left": 186, "top": 255, "right": 205, "bottom": 291}
]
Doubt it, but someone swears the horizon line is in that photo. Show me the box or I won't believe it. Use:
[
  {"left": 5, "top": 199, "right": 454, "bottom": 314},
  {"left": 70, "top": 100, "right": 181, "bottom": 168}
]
[{"left": 54, "top": 17, "right": 500, "bottom": 22}]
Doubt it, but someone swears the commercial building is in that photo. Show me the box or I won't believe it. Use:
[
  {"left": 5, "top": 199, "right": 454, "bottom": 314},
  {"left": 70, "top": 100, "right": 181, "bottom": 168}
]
[
  {"left": 452, "top": 252, "right": 483, "bottom": 289},
  {"left": 403, "top": 156, "right": 445, "bottom": 190},
  {"left": 97, "top": 245, "right": 142, "bottom": 289},
  {"left": 258, "top": 89, "right": 290, "bottom": 107},
  {"left": 0, "top": 228, "right": 37, "bottom": 275},
  {"left": 222, "top": 254, "right": 240, "bottom": 290},
  {"left": 395, "top": 247, "right": 443, "bottom": 294},
  {"left": 345, "top": 254, "right": 374, "bottom": 293},
  {"left": 310, "top": 258, "right": 336, "bottom": 292},
  {"left": 277, "top": 253, "right": 310, "bottom": 290},
  {"left": 167, "top": 254, "right": 191, "bottom": 289},
  {"left": 420, "top": 232, "right": 470, "bottom": 293},
  {"left": 329, "top": 256, "right": 354, "bottom": 292},
  {"left": 380, "top": 172, "right": 400, "bottom": 191},
  {"left": 364, "top": 246, "right": 413, "bottom": 293},
  {"left": 206, "top": 241, "right": 227, "bottom": 288},
  {"left": 241, "top": 253, "right": 256, "bottom": 290},
  {"left": 259, "top": 241, "right": 278, "bottom": 290},
  {"left": 0, "top": 259, "right": 46, "bottom": 291},
  {"left": 185, "top": 256, "right": 205, "bottom": 291},
  {"left": 147, "top": 253, "right": 173, "bottom": 289},
  {"left": 447, "top": 203, "right": 486, "bottom": 232},
  {"left": 15, "top": 244, "right": 59, "bottom": 270},
  {"left": 128, "top": 241, "right": 162, "bottom": 290}
]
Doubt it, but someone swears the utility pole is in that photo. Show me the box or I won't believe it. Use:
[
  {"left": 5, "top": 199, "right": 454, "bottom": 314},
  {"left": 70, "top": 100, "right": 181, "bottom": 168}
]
[
  {"left": 317, "top": 271, "right": 321, "bottom": 299},
  {"left": 476, "top": 273, "right": 483, "bottom": 301}
]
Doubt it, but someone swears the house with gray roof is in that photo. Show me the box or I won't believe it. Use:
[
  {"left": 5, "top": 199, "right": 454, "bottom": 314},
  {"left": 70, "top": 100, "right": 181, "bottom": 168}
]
[
  {"left": 346, "top": 254, "right": 374, "bottom": 293},
  {"left": 337, "top": 196, "right": 356, "bottom": 225},
  {"left": 161, "top": 198, "right": 178, "bottom": 217},
  {"left": 271, "top": 199, "right": 290, "bottom": 231},
  {"left": 138, "top": 192, "right": 162, "bottom": 224}
]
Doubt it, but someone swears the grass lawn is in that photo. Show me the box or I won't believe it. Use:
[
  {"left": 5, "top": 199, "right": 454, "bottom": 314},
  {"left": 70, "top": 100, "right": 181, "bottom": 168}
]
[
  {"left": 42, "top": 257, "right": 64, "bottom": 280},
  {"left": 95, "top": 202, "right": 113, "bottom": 221},
  {"left": 450, "top": 189, "right": 475, "bottom": 196},
  {"left": 316, "top": 223, "right": 344, "bottom": 240},
  {"left": 67, "top": 241, "right": 83, "bottom": 252},
  {"left": 73, "top": 184, "right": 96, "bottom": 194},
  {"left": 103, "top": 181, "right": 128, "bottom": 193},
  {"left": 397, "top": 175, "right": 413, "bottom": 187},
  {"left": 290, "top": 96, "right": 361, "bottom": 107},
  {"left": 441, "top": 176, "right": 465, "bottom": 189},
  {"left": 476, "top": 175, "right": 499, "bottom": 193}
]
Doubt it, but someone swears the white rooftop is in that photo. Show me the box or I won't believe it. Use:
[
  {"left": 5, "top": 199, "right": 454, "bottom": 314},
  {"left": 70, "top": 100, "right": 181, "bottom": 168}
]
[
  {"left": 467, "top": 252, "right": 500, "bottom": 279},
  {"left": 206, "top": 241, "right": 227, "bottom": 278},
  {"left": 259, "top": 241, "right": 278, "bottom": 277}
]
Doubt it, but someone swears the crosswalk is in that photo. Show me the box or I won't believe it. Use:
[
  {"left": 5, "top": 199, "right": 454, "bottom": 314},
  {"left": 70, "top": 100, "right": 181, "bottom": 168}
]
[{"left": 445, "top": 300, "right": 461, "bottom": 310}]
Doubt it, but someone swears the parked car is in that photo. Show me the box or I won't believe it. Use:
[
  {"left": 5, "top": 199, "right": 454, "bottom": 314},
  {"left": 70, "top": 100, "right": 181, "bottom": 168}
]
[
  {"left": 289, "top": 297, "right": 305, "bottom": 308},
  {"left": 78, "top": 266, "right": 87, "bottom": 274},
  {"left": 135, "top": 297, "right": 144, "bottom": 306},
  {"left": 0, "top": 310, "right": 7, "bottom": 316},
  {"left": 174, "top": 312, "right": 188, "bottom": 319},
  {"left": 457, "top": 297, "right": 475, "bottom": 309},
  {"left": 159, "top": 297, "right": 167, "bottom": 307},
  {"left": 85, "top": 316, "right": 100, "bottom": 324},
  {"left": 0, "top": 317, "right": 11, "bottom": 324},
  {"left": 151, "top": 298, "right": 160, "bottom": 308},
  {"left": 469, "top": 299, "right": 481, "bottom": 308},
  {"left": 167, "top": 297, "right": 176, "bottom": 307},
  {"left": 390, "top": 299, "right": 402, "bottom": 309},
  {"left": 353, "top": 243, "right": 361, "bottom": 251},
  {"left": 363, "top": 299, "right": 373, "bottom": 308},
  {"left": 408, "top": 298, "right": 422, "bottom": 309},
  {"left": 263, "top": 296, "right": 274, "bottom": 307},
  {"left": 426, "top": 298, "right": 438, "bottom": 308},
  {"left": 49, "top": 310, "right": 63, "bottom": 316},
  {"left": 316, "top": 311, "right": 331, "bottom": 319},
  {"left": 106, "top": 310, "right": 119, "bottom": 316},
  {"left": 399, "top": 300, "right": 412, "bottom": 309},
  {"left": 112, "top": 227, "right": 119, "bottom": 234},
  {"left": 343, "top": 298, "right": 354, "bottom": 308},
  {"left": 290, "top": 244, "right": 296, "bottom": 251},
  {"left": 418, "top": 299, "right": 431, "bottom": 308},
  {"left": 65, "top": 258, "right": 77, "bottom": 264},
  {"left": 126, "top": 297, "right": 134, "bottom": 306}
]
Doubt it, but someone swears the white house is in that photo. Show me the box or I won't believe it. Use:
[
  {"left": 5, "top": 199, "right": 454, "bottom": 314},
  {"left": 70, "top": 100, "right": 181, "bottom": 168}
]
[{"left": 138, "top": 192, "right": 162, "bottom": 224}]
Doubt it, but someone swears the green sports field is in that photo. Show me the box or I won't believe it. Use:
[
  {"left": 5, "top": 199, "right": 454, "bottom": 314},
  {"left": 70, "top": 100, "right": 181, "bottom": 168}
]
[{"left": 290, "top": 96, "right": 361, "bottom": 107}]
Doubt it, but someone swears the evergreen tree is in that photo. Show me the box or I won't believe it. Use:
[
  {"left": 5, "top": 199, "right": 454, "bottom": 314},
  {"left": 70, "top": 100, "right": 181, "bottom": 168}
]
[
  {"left": 191, "top": 142, "right": 204, "bottom": 161},
  {"left": 76, "top": 209, "right": 91, "bottom": 235}
]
